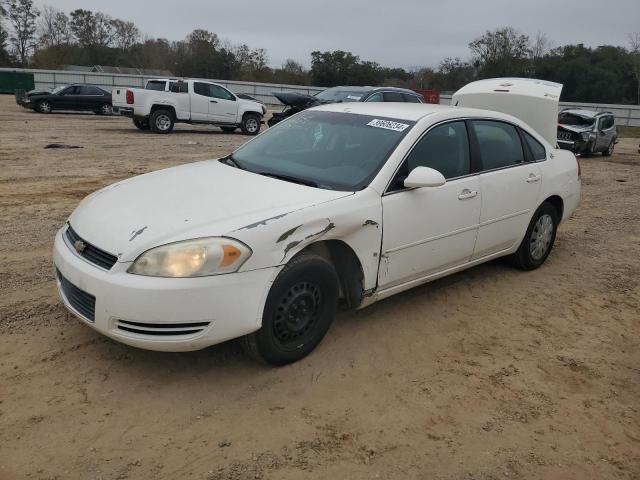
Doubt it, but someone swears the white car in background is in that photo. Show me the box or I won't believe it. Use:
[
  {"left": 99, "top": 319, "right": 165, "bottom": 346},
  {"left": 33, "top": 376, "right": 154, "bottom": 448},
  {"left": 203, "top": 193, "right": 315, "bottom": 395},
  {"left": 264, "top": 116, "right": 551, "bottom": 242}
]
[{"left": 54, "top": 78, "right": 581, "bottom": 365}]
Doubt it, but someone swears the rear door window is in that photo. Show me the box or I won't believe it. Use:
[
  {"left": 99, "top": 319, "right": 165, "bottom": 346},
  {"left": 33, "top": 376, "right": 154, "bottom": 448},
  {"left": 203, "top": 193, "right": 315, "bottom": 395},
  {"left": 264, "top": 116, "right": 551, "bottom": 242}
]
[
  {"left": 146, "top": 81, "right": 167, "bottom": 91},
  {"left": 194, "top": 82, "right": 210, "bottom": 97},
  {"left": 472, "top": 120, "right": 525, "bottom": 171},
  {"left": 79, "top": 86, "right": 102, "bottom": 95},
  {"left": 365, "top": 92, "right": 383, "bottom": 102},
  {"left": 521, "top": 130, "right": 546, "bottom": 161},
  {"left": 402, "top": 93, "right": 421, "bottom": 103},
  {"left": 383, "top": 92, "right": 405, "bottom": 102}
]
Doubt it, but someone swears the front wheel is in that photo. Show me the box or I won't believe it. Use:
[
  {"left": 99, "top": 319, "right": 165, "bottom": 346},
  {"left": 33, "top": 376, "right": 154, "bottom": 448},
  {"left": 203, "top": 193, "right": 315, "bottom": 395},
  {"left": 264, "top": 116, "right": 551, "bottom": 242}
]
[
  {"left": 508, "top": 202, "right": 559, "bottom": 270},
  {"left": 36, "top": 100, "right": 52, "bottom": 114},
  {"left": 240, "top": 113, "right": 261, "bottom": 136},
  {"left": 602, "top": 140, "right": 615, "bottom": 156},
  {"left": 242, "top": 252, "right": 339, "bottom": 365},
  {"left": 150, "top": 109, "right": 174, "bottom": 134}
]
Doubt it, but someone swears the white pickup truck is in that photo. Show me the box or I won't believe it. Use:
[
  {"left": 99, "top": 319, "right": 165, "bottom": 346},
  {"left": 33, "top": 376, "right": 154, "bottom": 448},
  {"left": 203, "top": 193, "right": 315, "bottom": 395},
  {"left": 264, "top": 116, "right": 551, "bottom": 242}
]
[{"left": 112, "top": 79, "right": 266, "bottom": 135}]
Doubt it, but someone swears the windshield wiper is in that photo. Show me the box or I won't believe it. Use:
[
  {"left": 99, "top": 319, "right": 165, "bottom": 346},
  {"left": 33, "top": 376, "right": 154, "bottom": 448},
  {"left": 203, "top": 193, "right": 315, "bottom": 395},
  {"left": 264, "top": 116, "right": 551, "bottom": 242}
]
[
  {"left": 220, "top": 154, "right": 245, "bottom": 170},
  {"left": 257, "top": 171, "right": 318, "bottom": 188}
]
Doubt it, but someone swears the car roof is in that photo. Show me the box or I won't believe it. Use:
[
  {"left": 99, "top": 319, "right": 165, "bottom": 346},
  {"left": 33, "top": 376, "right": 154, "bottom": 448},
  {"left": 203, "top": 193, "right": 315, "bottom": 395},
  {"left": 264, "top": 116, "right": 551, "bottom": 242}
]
[
  {"left": 312, "top": 102, "right": 470, "bottom": 122},
  {"left": 324, "top": 85, "right": 419, "bottom": 95}
]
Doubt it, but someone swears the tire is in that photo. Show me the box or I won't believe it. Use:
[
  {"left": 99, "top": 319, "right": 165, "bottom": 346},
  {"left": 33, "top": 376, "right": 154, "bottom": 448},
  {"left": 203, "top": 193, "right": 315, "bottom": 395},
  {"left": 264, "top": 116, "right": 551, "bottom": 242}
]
[
  {"left": 267, "top": 117, "right": 279, "bottom": 128},
  {"left": 96, "top": 104, "right": 112, "bottom": 115},
  {"left": 133, "top": 118, "right": 149, "bottom": 130},
  {"left": 220, "top": 126, "right": 237, "bottom": 133},
  {"left": 36, "top": 100, "right": 52, "bottom": 114},
  {"left": 242, "top": 252, "right": 339, "bottom": 366},
  {"left": 150, "top": 109, "right": 174, "bottom": 134},
  {"left": 240, "top": 113, "right": 261, "bottom": 136},
  {"left": 602, "top": 140, "right": 615, "bottom": 157},
  {"left": 508, "top": 202, "right": 559, "bottom": 270}
]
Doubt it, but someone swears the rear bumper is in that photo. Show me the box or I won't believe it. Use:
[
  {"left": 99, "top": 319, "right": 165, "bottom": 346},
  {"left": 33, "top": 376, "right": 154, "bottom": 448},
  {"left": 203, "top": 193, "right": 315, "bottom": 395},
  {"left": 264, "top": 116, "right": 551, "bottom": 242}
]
[
  {"left": 52, "top": 227, "right": 280, "bottom": 352},
  {"left": 115, "top": 107, "right": 134, "bottom": 117}
]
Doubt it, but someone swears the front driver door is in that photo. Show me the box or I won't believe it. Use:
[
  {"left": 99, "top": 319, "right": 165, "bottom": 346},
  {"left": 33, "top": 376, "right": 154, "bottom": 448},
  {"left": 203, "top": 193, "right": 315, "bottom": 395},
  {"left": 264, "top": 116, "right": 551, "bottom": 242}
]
[
  {"left": 379, "top": 121, "right": 481, "bottom": 289},
  {"left": 207, "top": 84, "right": 239, "bottom": 123}
]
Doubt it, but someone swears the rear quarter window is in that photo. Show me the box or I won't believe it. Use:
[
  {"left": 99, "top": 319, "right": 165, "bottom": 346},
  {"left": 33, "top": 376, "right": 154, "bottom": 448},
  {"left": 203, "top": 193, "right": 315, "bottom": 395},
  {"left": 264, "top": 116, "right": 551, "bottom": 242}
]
[{"left": 522, "top": 130, "right": 546, "bottom": 161}]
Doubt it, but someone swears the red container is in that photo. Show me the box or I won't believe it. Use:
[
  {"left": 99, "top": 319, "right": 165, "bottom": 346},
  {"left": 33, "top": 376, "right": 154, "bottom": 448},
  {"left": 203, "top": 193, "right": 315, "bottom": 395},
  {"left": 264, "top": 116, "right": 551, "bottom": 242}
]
[{"left": 414, "top": 89, "right": 440, "bottom": 104}]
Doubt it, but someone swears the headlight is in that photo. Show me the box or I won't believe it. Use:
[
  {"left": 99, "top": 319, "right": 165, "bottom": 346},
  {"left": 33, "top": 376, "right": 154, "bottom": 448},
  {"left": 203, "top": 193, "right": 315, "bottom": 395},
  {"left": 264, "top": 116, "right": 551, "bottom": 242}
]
[{"left": 128, "top": 237, "right": 251, "bottom": 277}]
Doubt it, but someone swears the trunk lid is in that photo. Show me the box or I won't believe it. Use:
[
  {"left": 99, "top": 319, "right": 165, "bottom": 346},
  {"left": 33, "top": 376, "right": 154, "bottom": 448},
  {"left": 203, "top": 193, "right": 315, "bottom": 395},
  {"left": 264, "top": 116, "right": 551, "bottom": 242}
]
[{"left": 452, "top": 78, "right": 563, "bottom": 145}]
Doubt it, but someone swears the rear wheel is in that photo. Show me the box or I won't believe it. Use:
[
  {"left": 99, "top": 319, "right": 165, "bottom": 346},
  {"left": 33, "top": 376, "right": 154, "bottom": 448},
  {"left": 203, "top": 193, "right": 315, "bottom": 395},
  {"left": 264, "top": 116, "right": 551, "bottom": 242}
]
[
  {"left": 508, "top": 202, "right": 559, "bottom": 270},
  {"left": 133, "top": 118, "right": 149, "bottom": 130},
  {"left": 96, "top": 103, "right": 112, "bottom": 115},
  {"left": 602, "top": 140, "right": 615, "bottom": 156},
  {"left": 220, "top": 126, "right": 237, "bottom": 133},
  {"left": 240, "top": 113, "right": 261, "bottom": 135},
  {"left": 150, "top": 109, "right": 174, "bottom": 134},
  {"left": 36, "top": 100, "right": 52, "bottom": 114},
  {"left": 242, "top": 252, "right": 339, "bottom": 365}
]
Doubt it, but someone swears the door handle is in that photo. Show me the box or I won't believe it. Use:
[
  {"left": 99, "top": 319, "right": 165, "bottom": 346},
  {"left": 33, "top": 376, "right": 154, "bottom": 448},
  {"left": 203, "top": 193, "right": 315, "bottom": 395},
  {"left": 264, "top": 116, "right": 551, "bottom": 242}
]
[
  {"left": 458, "top": 189, "right": 478, "bottom": 200},
  {"left": 210, "top": 100, "right": 218, "bottom": 103},
  {"left": 526, "top": 174, "right": 541, "bottom": 183}
]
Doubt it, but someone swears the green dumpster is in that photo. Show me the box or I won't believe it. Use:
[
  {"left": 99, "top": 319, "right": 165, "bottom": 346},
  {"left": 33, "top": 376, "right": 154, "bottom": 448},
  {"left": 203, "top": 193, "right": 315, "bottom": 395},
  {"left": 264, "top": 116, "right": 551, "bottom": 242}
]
[{"left": 0, "top": 71, "right": 35, "bottom": 94}]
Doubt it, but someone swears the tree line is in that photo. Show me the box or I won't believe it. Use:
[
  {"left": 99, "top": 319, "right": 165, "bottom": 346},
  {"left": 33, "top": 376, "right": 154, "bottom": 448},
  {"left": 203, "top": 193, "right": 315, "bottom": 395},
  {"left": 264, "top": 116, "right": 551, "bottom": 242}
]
[{"left": 0, "top": 1, "right": 639, "bottom": 104}]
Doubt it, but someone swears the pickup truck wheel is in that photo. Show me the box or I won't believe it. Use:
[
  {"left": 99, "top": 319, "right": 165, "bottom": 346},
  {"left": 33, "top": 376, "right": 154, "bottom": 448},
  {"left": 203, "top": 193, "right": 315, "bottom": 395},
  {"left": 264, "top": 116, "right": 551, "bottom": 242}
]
[
  {"left": 220, "top": 126, "right": 237, "bottom": 133},
  {"left": 242, "top": 252, "right": 339, "bottom": 366},
  {"left": 36, "top": 100, "right": 52, "bottom": 114},
  {"left": 508, "top": 202, "right": 558, "bottom": 271},
  {"left": 240, "top": 113, "right": 261, "bottom": 136},
  {"left": 133, "top": 118, "right": 149, "bottom": 130},
  {"left": 150, "top": 110, "right": 174, "bottom": 134}
]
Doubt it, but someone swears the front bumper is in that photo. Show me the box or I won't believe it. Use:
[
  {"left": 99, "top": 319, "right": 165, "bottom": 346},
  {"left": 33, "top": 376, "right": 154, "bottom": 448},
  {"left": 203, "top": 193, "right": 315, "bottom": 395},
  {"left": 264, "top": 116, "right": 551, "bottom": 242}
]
[{"left": 53, "top": 227, "right": 280, "bottom": 352}]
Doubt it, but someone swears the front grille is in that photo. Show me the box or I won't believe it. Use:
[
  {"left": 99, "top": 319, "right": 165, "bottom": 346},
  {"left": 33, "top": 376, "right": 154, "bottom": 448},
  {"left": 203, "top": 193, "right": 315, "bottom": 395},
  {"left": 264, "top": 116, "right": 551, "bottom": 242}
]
[
  {"left": 56, "top": 269, "right": 96, "bottom": 322},
  {"left": 557, "top": 130, "right": 577, "bottom": 141},
  {"left": 115, "top": 319, "right": 210, "bottom": 337},
  {"left": 66, "top": 225, "right": 118, "bottom": 270}
]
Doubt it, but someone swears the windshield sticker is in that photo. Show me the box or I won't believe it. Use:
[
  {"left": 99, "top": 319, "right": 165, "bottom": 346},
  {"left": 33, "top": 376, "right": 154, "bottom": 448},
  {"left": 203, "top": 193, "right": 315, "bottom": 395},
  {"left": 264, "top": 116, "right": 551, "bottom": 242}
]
[
  {"left": 367, "top": 119, "right": 410, "bottom": 132},
  {"left": 346, "top": 95, "right": 363, "bottom": 100}
]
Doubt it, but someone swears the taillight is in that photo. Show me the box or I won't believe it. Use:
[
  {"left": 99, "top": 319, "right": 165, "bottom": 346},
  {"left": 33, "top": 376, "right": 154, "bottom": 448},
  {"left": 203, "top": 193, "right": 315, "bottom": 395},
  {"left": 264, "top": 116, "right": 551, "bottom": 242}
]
[{"left": 126, "top": 90, "right": 134, "bottom": 105}]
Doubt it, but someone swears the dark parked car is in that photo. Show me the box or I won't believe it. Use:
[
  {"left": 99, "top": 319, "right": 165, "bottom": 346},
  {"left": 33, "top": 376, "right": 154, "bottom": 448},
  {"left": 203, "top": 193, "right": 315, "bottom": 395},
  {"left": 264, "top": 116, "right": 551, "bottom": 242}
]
[
  {"left": 557, "top": 109, "right": 617, "bottom": 156},
  {"left": 16, "top": 84, "right": 113, "bottom": 115},
  {"left": 268, "top": 86, "right": 424, "bottom": 127}
]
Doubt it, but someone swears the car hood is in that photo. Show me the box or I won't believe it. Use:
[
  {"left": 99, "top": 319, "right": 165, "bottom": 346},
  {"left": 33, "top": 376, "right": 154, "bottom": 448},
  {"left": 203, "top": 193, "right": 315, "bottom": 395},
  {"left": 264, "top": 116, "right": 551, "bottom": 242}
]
[
  {"left": 557, "top": 124, "right": 592, "bottom": 133},
  {"left": 69, "top": 160, "right": 351, "bottom": 262},
  {"left": 272, "top": 92, "right": 320, "bottom": 108},
  {"left": 27, "top": 89, "right": 51, "bottom": 97}
]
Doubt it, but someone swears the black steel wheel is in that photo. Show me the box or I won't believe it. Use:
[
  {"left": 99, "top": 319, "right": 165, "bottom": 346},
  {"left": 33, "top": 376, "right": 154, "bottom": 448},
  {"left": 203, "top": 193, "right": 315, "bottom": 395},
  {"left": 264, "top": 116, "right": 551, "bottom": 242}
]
[{"left": 242, "top": 252, "right": 339, "bottom": 365}]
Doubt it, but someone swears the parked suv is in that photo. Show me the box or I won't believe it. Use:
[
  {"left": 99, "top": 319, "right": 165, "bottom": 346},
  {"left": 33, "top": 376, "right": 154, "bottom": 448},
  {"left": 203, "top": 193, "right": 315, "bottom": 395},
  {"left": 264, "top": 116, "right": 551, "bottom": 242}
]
[
  {"left": 268, "top": 86, "right": 424, "bottom": 127},
  {"left": 557, "top": 109, "right": 617, "bottom": 156}
]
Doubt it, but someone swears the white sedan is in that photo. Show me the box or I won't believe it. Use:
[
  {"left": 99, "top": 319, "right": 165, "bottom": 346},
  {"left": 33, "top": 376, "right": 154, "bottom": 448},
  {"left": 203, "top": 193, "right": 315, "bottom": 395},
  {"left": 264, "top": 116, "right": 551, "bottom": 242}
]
[{"left": 53, "top": 79, "right": 581, "bottom": 365}]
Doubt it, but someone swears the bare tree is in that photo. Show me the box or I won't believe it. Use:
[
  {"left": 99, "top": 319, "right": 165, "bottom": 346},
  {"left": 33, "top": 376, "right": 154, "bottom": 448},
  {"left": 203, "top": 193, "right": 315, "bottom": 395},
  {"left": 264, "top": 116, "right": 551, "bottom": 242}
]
[
  {"left": 111, "top": 18, "right": 139, "bottom": 49},
  {"left": 6, "top": 0, "right": 39, "bottom": 65},
  {"left": 469, "top": 26, "right": 530, "bottom": 77},
  {"left": 530, "top": 32, "right": 553, "bottom": 61},
  {"left": 38, "top": 5, "right": 71, "bottom": 48},
  {"left": 630, "top": 33, "right": 640, "bottom": 105}
]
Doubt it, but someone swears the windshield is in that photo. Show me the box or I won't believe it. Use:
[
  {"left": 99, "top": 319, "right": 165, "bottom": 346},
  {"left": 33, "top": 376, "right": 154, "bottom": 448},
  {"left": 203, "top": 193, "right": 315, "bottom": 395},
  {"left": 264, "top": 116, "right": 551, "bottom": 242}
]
[
  {"left": 51, "top": 85, "right": 67, "bottom": 94},
  {"left": 558, "top": 112, "right": 595, "bottom": 127},
  {"left": 231, "top": 111, "right": 414, "bottom": 191},
  {"left": 315, "top": 88, "right": 366, "bottom": 103}
]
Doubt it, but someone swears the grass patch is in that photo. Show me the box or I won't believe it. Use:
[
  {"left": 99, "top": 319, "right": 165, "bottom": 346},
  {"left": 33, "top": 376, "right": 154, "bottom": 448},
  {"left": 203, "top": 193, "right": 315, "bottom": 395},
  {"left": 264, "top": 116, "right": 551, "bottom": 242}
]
[{"left": 618, "top": 126, "right": 640, "bottom": 138}]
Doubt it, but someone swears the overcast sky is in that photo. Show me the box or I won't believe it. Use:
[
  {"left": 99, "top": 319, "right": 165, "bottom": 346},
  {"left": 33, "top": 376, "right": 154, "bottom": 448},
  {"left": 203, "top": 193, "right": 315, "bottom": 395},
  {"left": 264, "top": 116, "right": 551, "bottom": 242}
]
[{"left": 38, "top": 0, "right": 640, "bottom": 69}]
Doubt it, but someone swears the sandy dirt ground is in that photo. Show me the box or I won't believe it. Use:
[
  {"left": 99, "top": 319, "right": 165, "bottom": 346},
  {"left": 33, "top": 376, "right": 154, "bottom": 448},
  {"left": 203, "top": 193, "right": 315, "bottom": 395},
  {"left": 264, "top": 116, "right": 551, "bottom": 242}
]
[{"left": 1, "top": 95, "right": 639, "bottom": 480}]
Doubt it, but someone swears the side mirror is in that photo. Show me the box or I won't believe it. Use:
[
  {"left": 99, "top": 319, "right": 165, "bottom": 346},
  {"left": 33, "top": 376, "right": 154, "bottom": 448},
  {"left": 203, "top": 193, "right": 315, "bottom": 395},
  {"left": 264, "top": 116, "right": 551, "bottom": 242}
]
[{"left": 404, "top": 166, "right": 446, "bottom": 188}]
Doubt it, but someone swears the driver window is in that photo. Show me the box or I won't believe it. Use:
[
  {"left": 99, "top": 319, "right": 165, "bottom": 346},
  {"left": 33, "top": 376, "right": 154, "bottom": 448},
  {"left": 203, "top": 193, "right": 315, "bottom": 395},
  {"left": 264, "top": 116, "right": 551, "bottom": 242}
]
[
  {"left": 390, "top": 121, "right": 470, "bottom": 191},
  {"left": 365, "top": 92, "right": 383, "bottom": 102},
  {"left": 210, "top": 84, "right": 235, "bottom": 101},
  {"left": 61, "top": 86, "right": 78, "bottom": 95}
]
